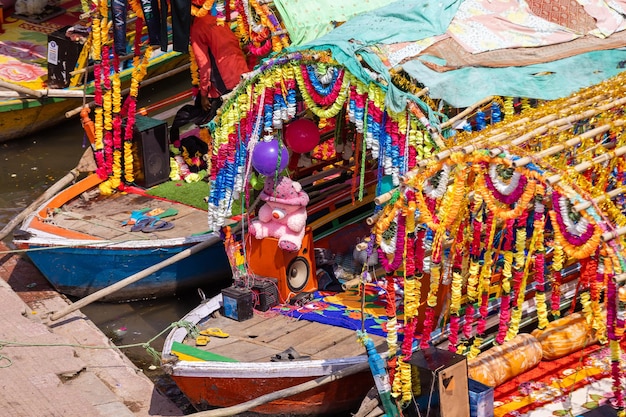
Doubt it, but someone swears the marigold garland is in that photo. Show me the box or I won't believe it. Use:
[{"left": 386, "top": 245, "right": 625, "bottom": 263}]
[
  {"left": 549, "top": 210, "right": 602, "bottom": 259},
  {"left": 191, "top": 0, "right": 215, "bottom": 18}
]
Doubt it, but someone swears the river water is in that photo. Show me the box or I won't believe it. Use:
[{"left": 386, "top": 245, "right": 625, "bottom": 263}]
[{"left": 0, "top": 71, "right": 206, "bottom": 414}]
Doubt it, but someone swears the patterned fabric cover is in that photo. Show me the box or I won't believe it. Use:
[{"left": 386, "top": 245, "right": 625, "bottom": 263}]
[
  {"left": 468, "top": 333, "right": 543, "bottom": 387},
  {"left": 531, "top": 312, "right": 598, "bottom": 360}
]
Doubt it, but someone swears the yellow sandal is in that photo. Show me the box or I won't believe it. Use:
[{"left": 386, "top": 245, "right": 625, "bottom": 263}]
[
  {"left": 195, "top": 335, "right": 210, "bottom": 346},
  {"left": 199, "top": 328, "right": 229, "bottom": 338}
]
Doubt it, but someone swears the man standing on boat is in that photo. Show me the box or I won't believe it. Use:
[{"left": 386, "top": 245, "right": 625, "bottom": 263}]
[
  {"left": 170, "top": 4, "right": 250, "bottom": 142},
  {"left": 190, "top": 7, "right": 250, "bottom": 119}
]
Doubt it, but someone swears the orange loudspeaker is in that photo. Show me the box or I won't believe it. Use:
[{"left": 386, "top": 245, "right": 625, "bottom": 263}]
[{"left": 246, "top": 227, "right": 317, "bottom": 303}]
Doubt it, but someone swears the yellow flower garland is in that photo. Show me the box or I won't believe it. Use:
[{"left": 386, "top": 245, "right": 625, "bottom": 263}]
[{"left": 189, "top": 46, "right": 200, "bottom": 88}]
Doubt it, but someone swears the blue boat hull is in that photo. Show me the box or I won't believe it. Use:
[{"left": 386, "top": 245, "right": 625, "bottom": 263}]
[{"left": 26, "top": 241, "right": 232, "bottom": 302}]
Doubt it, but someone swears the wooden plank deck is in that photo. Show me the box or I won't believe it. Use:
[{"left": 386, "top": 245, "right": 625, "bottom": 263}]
[
  {"left": 180, "top": 310, "right": 387, "bottom": 362},
  {"left": 45, "top": 189, "right": 210, "bottom": 241}
]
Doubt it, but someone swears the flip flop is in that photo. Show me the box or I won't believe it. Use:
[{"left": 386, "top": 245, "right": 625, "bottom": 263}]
[
  {"left": 122, "top": 207, "right": 152, "bottom": 226},
  {"left": 198, "top": 328, "right": 229, "bottom": 338},
  {"left": 130, "top": 216, "right": 153, "bottom": 232},
  {"left": 195, "top": 335, "right": 210, "bottom": 346},
  {"left": 141, "top": 219, "right": 175, "bottom": 232}
]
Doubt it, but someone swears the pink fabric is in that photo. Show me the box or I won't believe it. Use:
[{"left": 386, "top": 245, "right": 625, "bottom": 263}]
[
  {"left": 577, "top": 0, "right": 626, "bottom": 36},
  {"left": 190, "top": 15, "right": 250, "bottom": 98},
  {"left": 447, "top": 0, "right": 583, "bottom": 53}
]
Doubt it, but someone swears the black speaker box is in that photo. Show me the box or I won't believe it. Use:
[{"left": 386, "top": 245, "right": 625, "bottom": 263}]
[
  {"left": 47, "top": 26, "right": 82, "bottom": 89},
  {"left": 131, "top": 115, "right": 170, "bottom": 188}
]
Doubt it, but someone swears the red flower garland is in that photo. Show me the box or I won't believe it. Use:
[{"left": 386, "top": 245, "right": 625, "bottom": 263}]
[{"left": 300, "top": 65, "right": 345, "bottom": 107}]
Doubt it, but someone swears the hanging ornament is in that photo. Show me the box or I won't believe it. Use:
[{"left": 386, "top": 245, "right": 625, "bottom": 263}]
[
  {"left": 252, "top": 137, "right": 289, "bottom": 176},
  {"left": 284, "top": 118, "right": 320, "bottom": 153}
]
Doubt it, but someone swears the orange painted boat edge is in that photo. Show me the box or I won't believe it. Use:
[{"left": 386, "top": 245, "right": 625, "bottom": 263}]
[{"left": 28, "top": 174, "right": 105, "bottom": 241}]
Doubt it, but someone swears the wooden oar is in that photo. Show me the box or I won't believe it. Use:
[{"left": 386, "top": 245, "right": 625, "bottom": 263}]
[
  {"left": 0, "top": 80, "right": 44, "bottom": 98},
  {"left": 0, "top": 89, "right": 91, "bottom": 99},
  {"left": 49, "top": 233, "right": 223, "bottom": 321},
  {"left": 192, "top": 360, "right": 371, "bottom": 417},
  {"left": 0, "top": 147, "right": 97, "bottom": 241}
]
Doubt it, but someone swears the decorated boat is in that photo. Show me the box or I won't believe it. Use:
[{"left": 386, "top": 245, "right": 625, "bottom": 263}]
[
  {"left": 161, "top": 1, "right": 626, "bottom": 416},
  {"left": 0, "top": 0, "right": 192, "bottom": 142},
  {"left": 11, "top": 171, "right": 234, "bottom": 301},
  {"left": 6, "top": 0, "right": 401, "bottom": 305},
  {"left": 0, "top": 0, "right": 396, "bottom": 142}
]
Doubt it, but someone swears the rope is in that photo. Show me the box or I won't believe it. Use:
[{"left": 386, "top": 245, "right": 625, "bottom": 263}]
[{"left": 0, "top": 320, "right": 198, "bottom": 367}]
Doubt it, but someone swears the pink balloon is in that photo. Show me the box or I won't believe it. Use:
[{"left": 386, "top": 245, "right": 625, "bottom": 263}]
[
  {"left": 284, "top": 119, "right": 320, "bottom": 153},
  {"left": 252, "top": 138, "right": 289, "bottom": 176}
]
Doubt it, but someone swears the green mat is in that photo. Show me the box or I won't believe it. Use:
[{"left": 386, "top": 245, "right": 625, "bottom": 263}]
[
  {"left": 146, "top": 175, "right": 244, "bottom": 214},
  {"left": 171, "top": 341, "right": 238, "bottom": 362},
  {"left": 147, "top": 177, "right": 209, "bottom": 210}
]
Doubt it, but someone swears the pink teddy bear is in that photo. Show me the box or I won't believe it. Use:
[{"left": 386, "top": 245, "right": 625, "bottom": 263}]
[{"left": 249, "top": 176, "right": 310, "bottom": 252}]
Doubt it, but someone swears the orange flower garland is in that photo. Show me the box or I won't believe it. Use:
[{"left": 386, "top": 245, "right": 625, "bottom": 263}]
[
  {"left": 191, "top": 0, "right": 216, "bottom": 18},
  {"left": 548, "top": 210, "right": 603, "bottom": 259}
]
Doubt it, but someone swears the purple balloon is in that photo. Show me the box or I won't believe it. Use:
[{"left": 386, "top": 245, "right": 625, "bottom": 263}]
[{"left": 252, "top": 138, "right": 289, "bottom": 176}]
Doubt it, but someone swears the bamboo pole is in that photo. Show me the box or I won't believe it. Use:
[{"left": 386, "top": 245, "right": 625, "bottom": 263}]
[
  {"left": 546, "top": 143, "right": 626, "bottom": 185},
  {"left": 491, "top": 97, "right": 626, "bottom": 156},
  {"left": 65, "top": 63, "right": 191, "bottom": 118},
  {"left": 374, "top": 189, "right": 395, "bottom": 206},
  {"left": 0, "top": 80, "right": 44, "bottom": 98},
  {"left": 342, "top": 277, "right": 362, "bottom": 290},
  {"left": 49, "top": 233, "right": 221, "bottom": 321},
  {"left": 574, "top": 186, "right": 626, "bottom": 212},
  {"left": 514, "top": 122, "right": 621, "bottom": 168},
  {"left": 602, "top": 225, "right": 626, "bottom": 242},
  {"left": 366, "top": 211, "right": 381, "bottom": 226},
  {"left": 440, "top": 96, "right": 494, "bottom": 130},
  {"left": 0, "top": 88, "right": 91, "bottom": 99},
  {"left": 192, "top": 361, "right": 370, "bottom": 417}
]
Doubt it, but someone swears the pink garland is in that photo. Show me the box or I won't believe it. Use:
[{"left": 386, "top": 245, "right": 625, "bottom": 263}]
[
  {"left": 420, "top": 308, "right": 435, "bottom": 349},
  {"left": 607, "top": 278, "right": 624, "bottom": 410},
  {"left": 476, "top": 212, "right": 495, "bottom": 335},
  {"left": 448, "top": 314, "right": 460, "bottom": 352},
  {"left": 550, "top": 268, "right": 563, "bottom": 315},
  {"left": 247, "top": 39, "right": 272, "bottom": 56},
  {"left": 495, "top": 294, "right": 511, "bottom": 344},
  {"left": 495, "top": 219, "right": 515, "bottom": 344},
  {"left": 463, "top": 304, "right": 475, "bottom": 339},
  {"left": 377, "top": 215, "right": 406, "bottom": 273},
  {"left": 483, "top": 165, "right": 528, "bottom": 205},
  {"left": 552, "top": 191, "right": 596, "bottom": 246}
]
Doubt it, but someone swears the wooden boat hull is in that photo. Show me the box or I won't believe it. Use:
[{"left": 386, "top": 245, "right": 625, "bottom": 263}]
[
  {"left": 23, "top": 240, "right": 230, "bottom": 301},
  {"left": 0, "top": 50, "right": 188, "bottom": 142},
  {"left": 13, "top": 174, "right": 231, "bottom": 302},
  {"left": 171, "top": 371, "right": 371, "bottom": 416},
  {"left": 0, "top": 96, "right": 83, "bottom": 141},
  {"left": 162, "top": 296, "right": 376, "bottom": 416}
]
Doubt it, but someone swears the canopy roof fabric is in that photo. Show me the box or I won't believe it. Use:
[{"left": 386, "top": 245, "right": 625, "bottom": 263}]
[
  {"left": 296, "top": 0, "right": 626, "bottom": 109},
  {"left": 273, "top": 0, "right": 398, "bottom": 46}
]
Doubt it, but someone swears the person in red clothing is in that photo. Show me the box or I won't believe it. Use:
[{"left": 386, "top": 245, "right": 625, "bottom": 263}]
[
  {"left": 170, "top": 10, "right": 250, "bottom": 142},
  {"left": 190, "top": 12, "right": 250, "bottom": 113}
]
